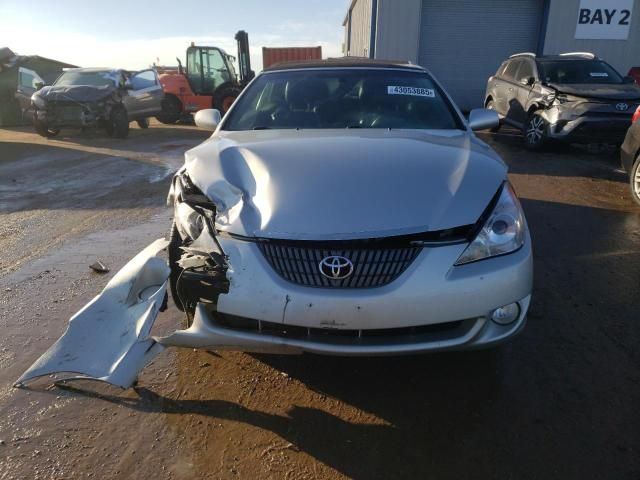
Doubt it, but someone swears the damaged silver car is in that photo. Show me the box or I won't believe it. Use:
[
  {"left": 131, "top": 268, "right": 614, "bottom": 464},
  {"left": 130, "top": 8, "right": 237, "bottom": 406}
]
[{"left": 17, "top": 59, "right": 533, "bottom": 389}]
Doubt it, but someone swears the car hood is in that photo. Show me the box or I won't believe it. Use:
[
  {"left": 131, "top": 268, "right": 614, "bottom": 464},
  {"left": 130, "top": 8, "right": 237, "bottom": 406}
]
[
  {"left": 184, "top": 129, "right": 507, "bottom": 240},
  {"left": 34, "top": 84, "right": 117, "bottom": 103},
  {"left": 546, "top": 82, "right": 640, "bottom": 101}
]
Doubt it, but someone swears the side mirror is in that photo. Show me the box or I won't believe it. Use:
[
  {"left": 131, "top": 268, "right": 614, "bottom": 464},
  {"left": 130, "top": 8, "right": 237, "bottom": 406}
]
[
  {"left": 520, "top": 76, "right": 535, "bottom": 86},
  {"left": 468, "top": 108, "right": 500, "bottom": 131},
  {"left": 622, "top": 76, "right": 635, "bottom": 84},
  {"left": 194, "top": 109, "right": 221, "bottom": 130},
  {"left": 34, "top": 81, "right": 45, "bottom": 91}
]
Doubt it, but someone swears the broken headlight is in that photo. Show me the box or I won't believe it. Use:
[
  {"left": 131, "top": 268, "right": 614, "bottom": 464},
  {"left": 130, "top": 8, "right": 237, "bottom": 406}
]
[
  {"left": 455, "top": 183, "right": 525, "bottom": 265},
  {"left": 175, "top": 201, "right": 205, "bottom": 240}
]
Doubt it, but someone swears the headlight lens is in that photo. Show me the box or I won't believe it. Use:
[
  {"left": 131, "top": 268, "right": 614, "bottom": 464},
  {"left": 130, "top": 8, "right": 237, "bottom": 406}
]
[
  {"left": 455, "top": 183, "right": 525, "bottom": 265},
  {"left": 31, "top": 94, "right": 45, "bottom": 109},
  {"left": 175, "top": 201, "right": 204, "bottom": 240}
]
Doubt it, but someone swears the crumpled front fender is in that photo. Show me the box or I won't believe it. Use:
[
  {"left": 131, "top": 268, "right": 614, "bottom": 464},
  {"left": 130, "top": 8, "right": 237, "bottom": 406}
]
[{"left": 15, "top": 239, "right": 170, "bottom": 389}]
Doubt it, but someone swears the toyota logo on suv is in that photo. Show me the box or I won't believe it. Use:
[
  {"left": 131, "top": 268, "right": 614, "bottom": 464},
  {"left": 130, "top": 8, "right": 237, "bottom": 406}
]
[
  {"left": 616, "top": 103, "right": 630, "bottom": 111},
  {"left": 319, "top": 256, "right": 354, "bottom": 280}
]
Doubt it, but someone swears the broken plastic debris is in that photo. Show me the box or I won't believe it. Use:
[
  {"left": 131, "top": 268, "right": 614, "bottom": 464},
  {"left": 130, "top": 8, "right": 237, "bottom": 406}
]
[
  {"left": 89, "top": 260, "right": 110, "bottom": 273},
  {"left": 16, "top": 239, "right": 169, "bottom": 389}
]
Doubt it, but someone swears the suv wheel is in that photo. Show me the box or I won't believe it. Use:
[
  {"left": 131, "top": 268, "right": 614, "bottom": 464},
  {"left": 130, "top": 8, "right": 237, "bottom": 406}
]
[
  {"left": 106, "top": 105, "right": 129, "bottom": 139},
  {"left": 524, "top": 112, "right": 547, "bottom": 150},
  {"left": 33, "top": 112, "right": 60, "bottom": 138},
  {"left": 485, "top": 100, "right": 501, "bottom": 133},
  {"left": 630, "top": 155, "right": 640, "bottom": 207},
  {"left": 136, "top": 118, "right": 150, "bottom": 129}
]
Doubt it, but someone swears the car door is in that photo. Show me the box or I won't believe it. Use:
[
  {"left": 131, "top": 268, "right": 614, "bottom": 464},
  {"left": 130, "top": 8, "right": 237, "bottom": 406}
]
[
  {"left": 492, "top": 60, "right": 517, "bottom": 116},
  {"left": 500, "top": 60, "right": 523, "bottom": 124},
  {"left": 127, "top": 69, "right": 164, "bottom": 118},
  {"left": 514, "top": 59, "right": 537, "bottom": 124},
  {"left": 15, "top": 67, "right": 44, "bottom": 117}
]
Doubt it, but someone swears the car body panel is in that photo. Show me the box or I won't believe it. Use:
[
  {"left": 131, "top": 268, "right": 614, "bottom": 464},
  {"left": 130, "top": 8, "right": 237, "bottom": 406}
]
[
  {"left": 184, "top": 129, "right": 507, "bottom": 240},
  {"left": 621, "top": 119, "right": 640, "bottom": 173}
]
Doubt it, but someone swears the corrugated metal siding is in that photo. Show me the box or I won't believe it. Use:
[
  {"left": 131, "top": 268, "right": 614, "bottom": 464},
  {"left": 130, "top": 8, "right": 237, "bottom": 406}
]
[
  {"left": 544, "top": 0, "right": 640, "bottom": 75},
  {"left": 375, "top": 0, "right": 422, "bottom": 62},
  {"left": 262, "top": 47, "right": 323, "bottom": 69},
  {"left": 418, "top": 0, "right": 543, "bottom": 110},
  {"left": 348, "top": 0, "right": 373, "bottom": 57}
]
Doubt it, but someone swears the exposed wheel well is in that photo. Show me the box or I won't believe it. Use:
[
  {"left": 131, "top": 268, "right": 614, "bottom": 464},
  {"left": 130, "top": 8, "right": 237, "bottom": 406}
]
[{"left": 484, "top": 96, "right": 493, "bottom": 107}]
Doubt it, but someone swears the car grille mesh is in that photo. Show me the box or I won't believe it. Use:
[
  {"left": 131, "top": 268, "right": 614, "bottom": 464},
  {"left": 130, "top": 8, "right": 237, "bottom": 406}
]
[{"left": 258, "top": 243, "right": 422, "bottom": 288}]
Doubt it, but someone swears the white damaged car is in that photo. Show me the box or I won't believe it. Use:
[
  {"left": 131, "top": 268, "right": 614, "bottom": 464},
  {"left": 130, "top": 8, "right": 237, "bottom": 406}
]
[{"left": 17, "top": 59, "right": 533, "bottom": 389}]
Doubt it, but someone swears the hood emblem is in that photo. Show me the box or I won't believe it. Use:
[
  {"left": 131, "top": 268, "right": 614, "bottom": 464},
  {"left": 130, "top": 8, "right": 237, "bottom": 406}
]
[
  {"left": 615, "top": 103, "right": 629, "bottom": 111},
  {"left": 319, "top": 256, "right": 354, "bottom": 280}
]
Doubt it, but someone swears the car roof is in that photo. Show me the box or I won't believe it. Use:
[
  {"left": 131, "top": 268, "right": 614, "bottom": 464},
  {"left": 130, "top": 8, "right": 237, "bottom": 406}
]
[
  {"left": 263, "top": 57, "right": 425, "bottom": 72},
  {"left": 64, "top": 67, "right": 121, "bottom": 73},
  {"left": 535, "top": 55, "right": 599, "bottom": 62}
]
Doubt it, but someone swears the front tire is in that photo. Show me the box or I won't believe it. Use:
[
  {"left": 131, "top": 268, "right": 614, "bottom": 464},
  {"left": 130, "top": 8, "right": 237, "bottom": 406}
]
[
  {"left": 156, "top": 95, "right": 182, "bottom": 124},
  {"left": 523, "top": 111, "right": 548, "bottom": 151},
  {"left": 630, "top": 155, "right": 640, "bottom": 207},
  {"left": 214, "top": 86, "right": 241, "bottom": 114},
  {"left": 105, "top": 105, "right": 129, "bottom": 138},
  {"left": 33, "top": 112, "right": 60, "bottom": 138}
]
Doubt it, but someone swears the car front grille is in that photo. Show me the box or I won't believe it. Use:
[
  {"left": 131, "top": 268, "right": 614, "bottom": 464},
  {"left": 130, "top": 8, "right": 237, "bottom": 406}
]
[{"left": 258, "top": 242, "right": 422, "bottom": 288}]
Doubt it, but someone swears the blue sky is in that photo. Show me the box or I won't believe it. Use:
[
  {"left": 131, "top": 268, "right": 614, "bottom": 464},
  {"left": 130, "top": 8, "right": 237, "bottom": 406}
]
[{"left": 0, "top": 0, "right": 347, "bottom": 70}]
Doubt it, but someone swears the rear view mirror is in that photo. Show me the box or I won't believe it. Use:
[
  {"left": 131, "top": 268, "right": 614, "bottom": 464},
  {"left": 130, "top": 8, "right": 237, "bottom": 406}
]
[
  {"left": 520, "top": 76, "right": 535, "bottom": 86},
  {"left": 468, "top": 108, "right": 499, "bottom": 131},
  {"left": 194, "top": 109, "right": 221, "bottom": 130}
]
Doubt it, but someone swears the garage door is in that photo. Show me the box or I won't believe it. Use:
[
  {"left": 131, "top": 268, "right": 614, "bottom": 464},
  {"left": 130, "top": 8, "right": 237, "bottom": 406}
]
[{"left": 418, "top": 0, "right": 544, "bottom": 111}]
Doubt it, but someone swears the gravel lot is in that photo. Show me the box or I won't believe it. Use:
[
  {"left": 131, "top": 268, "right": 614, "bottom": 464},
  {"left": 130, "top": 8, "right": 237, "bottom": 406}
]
[{"left": 0, "top": 121, "right": 638, "bottom": 479}]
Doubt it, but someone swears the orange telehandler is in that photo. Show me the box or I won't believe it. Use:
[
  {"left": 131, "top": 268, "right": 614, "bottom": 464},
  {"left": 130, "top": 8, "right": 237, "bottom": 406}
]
[{"left": 156, "top": 30, "right": 254, "bottom": 124}]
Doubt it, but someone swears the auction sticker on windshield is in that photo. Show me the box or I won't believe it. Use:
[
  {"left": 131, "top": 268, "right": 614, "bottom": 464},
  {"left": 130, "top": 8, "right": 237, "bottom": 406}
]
[{"left": 387, "top": 86, "right": 435, "bottom": 97}]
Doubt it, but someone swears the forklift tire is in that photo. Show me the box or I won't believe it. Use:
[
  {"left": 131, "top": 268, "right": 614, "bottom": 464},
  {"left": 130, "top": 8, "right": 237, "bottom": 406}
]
[
  {"left": 156, "top": 95, "right": 182, "bottom": 124},
  {"left": 136, "top": 117, "right": 150, "bottom": 129},
  {"left": 33, "top": 112, "right": 60, "bottom": 138},
  {"left": 215, "top": 86, "right": 241, "bottom": 114},
  {"left": 105, "top": 105, "right": 129, "bottom": 139}
]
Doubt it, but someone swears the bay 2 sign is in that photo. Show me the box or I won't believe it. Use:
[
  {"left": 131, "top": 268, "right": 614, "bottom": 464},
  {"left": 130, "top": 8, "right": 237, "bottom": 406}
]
[{"left": 575, "top": 0, "right": 634, "bottom": 40}]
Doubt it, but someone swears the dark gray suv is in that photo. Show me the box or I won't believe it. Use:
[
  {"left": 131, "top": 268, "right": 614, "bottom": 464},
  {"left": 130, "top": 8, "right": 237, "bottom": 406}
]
[{"left": 485, "top": 53, "right": 640, "bottom": 150}]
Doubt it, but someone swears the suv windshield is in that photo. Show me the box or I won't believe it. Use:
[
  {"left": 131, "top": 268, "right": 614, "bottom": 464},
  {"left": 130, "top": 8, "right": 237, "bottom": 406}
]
[
  {"left": 55, "top": 71, "right": 119, "bottom": 87},
  {"left": 537, "top": 60, "right": 624, "bottom": 85},
  {"left": 223, "top": 69, "right": 463, "bottom": 130}
]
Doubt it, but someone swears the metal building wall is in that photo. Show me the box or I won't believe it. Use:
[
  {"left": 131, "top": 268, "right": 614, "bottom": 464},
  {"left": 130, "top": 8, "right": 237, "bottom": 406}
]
[
  {"left": 346, "top": 0, "right": 373, "bottom": 57},
  {"left": 374, "top": 0, "right": 422, "bottom": 62},
  {"left": 543, "top": 0, "right": 640, "bottom": 75}
]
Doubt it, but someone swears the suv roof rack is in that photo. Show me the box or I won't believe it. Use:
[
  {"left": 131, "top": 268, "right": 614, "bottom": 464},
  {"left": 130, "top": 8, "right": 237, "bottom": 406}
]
[
  {"left": 509, "top": 52, "right": 536, "bottom": 58},
  {"left": 559, "top": 52, "right": 596, "bottom": 59}
]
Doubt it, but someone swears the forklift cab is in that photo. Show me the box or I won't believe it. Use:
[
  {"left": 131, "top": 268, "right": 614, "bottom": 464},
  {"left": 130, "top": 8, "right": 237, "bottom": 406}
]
[{"left": 186, "top": 46, "right": 238, "bottom": 95}]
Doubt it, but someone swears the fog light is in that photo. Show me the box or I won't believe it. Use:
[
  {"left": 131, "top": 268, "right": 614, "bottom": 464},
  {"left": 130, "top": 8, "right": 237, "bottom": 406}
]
[{"left": 490, "top": 303, "right": 520, "bottom": 325}]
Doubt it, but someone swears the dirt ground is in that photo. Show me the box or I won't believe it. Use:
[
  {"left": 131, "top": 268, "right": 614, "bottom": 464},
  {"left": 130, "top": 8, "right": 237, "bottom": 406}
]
[{"left": 0, "top": 121, "right": 638, "bottom": 480}]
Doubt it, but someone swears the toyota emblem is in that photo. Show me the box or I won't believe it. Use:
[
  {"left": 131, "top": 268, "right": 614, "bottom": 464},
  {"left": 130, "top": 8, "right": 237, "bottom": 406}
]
[
  {"left": 616, "top": 103, "right": 630, "bottom": 111},
  {"left": 319, "top": 255, "right": 354, "bottom": 280}
]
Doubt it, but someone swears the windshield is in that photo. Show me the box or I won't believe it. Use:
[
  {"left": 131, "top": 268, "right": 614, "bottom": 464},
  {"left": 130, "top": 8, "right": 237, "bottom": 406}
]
[
  {"left": 537, "top": 60, "right": 624, "bottom": 85},
  {"left": 223, "top": 69, "right": 463, "bottom": 130},
  {"left": 55, "top": 71, "right": 119, "bottom": 87}
]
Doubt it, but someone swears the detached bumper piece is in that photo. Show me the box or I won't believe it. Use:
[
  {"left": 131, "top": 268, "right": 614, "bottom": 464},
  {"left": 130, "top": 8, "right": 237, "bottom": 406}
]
[{"left": 15, "top": 239, "right": 170, "bottom": 389}]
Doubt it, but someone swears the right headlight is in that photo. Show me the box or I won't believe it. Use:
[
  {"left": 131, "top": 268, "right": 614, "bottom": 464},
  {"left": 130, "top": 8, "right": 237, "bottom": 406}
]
[{"left": 455, "top": 183, "right": 525, "bottom": 265}]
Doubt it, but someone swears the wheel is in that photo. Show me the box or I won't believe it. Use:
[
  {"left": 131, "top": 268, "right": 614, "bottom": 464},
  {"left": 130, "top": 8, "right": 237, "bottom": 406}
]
[
  {"left": 214, "top": 86, "right": 241, "bottom": 114},
  {"left": 136, "top": 118, "right": 150, "bottom": 129},
  {"left": 485, "top": 100, "right": 501, "bottom": 133},
  {"left": 629, "top": 155, "right": 640, "bottom": 207},
  {"left": 33, "top": 112, "right": 60, "bottom": 138},
  {"left": 156, "top": 95, "right": 182, "bottom": 124},
  {"left": 105, "top": 105, "right": 129, "bottom": 138},
  {"left": 523, "top": 111, "right": 548, "bottom": 151}
]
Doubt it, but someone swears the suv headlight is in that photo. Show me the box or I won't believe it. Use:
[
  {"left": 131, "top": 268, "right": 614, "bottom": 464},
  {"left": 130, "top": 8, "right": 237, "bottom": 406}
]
[
  {"left": 31, "top": 94, "right": 45, "bottom": 109},
  {"left": 455, "top": 183, "right": 525, "bottom": 265}
]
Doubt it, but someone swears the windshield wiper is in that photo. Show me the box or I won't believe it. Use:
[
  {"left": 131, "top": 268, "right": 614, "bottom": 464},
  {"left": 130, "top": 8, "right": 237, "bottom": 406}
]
[
  {"left": 252, "top": 126, "right": 271, "bottom": 130},
  {"left": 346, "top": 125, "right": 362, "bottom": 129}
]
